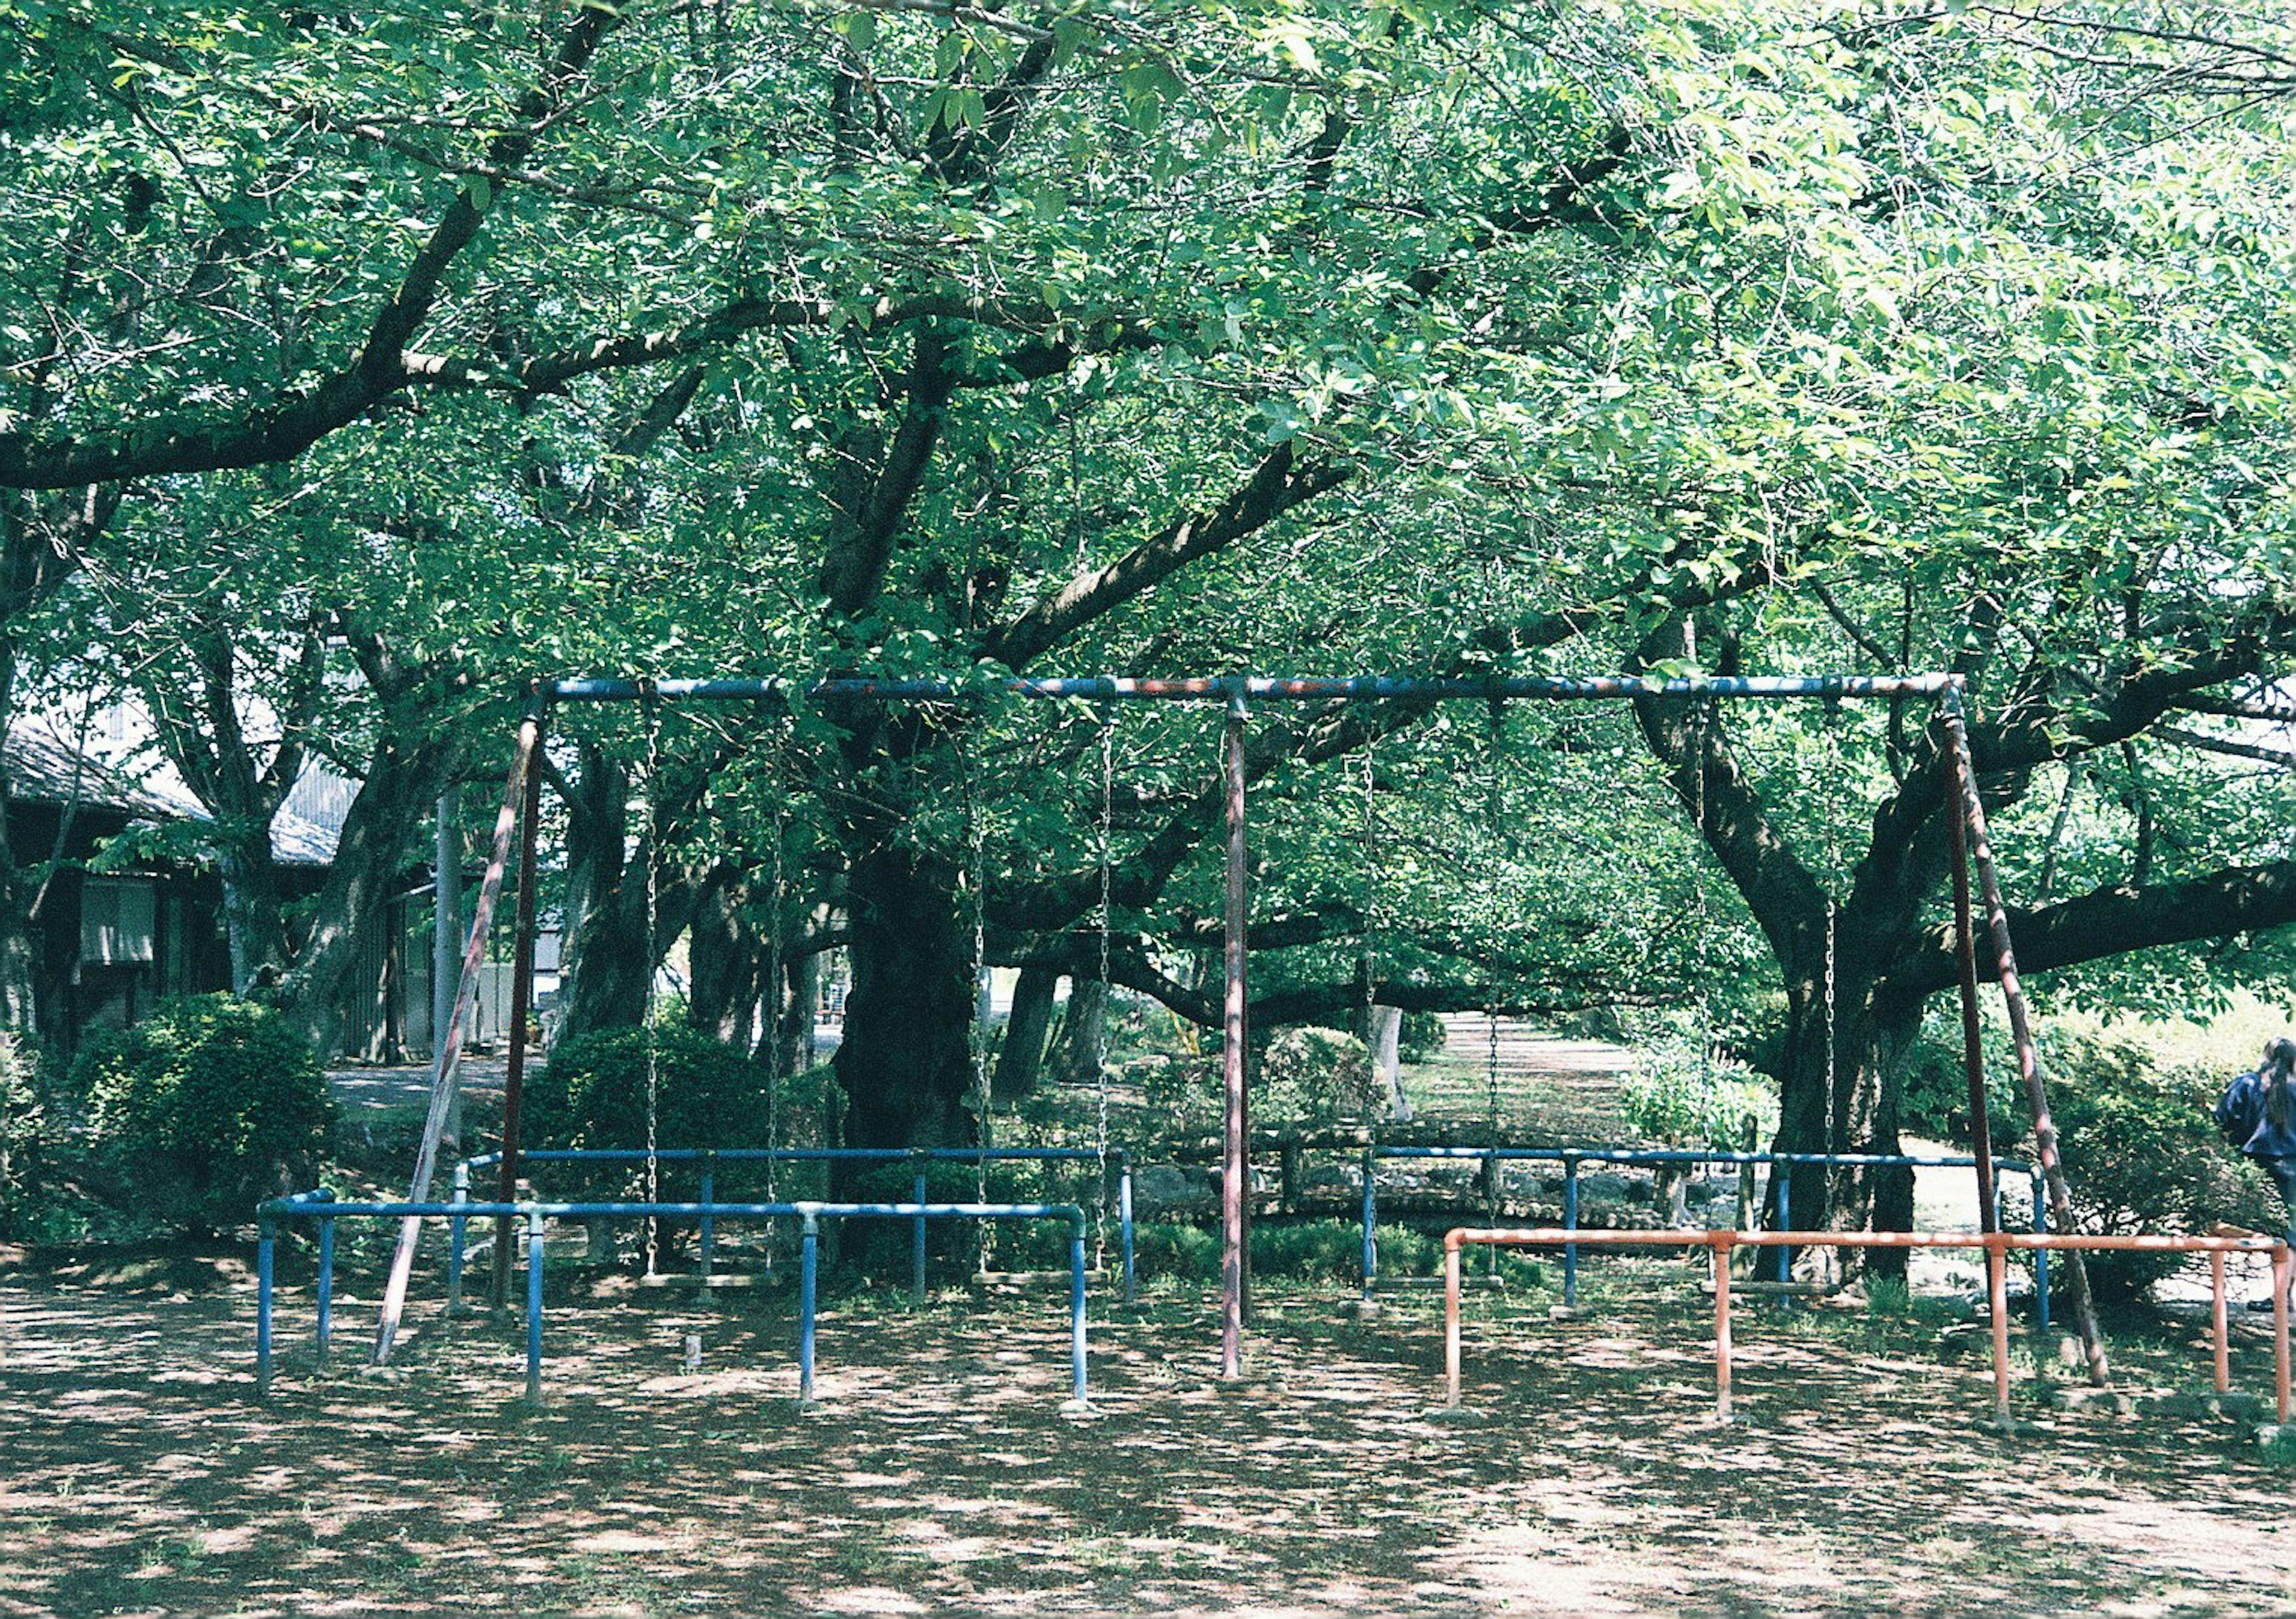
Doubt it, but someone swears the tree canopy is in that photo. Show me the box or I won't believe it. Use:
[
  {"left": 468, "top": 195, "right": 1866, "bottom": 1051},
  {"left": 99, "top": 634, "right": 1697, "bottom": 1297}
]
[{"left": 2, "top": 0, "right": 2294, "bottom": 1213}]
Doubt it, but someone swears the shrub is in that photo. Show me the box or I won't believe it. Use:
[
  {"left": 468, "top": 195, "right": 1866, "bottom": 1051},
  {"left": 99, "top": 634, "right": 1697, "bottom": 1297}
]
[
  {"left": 1259, "top": 1027, "right": 1376, "bottom": 1129},
  {"left": 527, "top": 1024, "right": 786, "bottom": 1152},
  {"left": 0, "top": 1031, "right": 57, "bottom": 1241},
  {"left": 1620, "top": 1035, "right": 1777, "bottom": 1148},
  {"left": 2043, "top": 1026, "right": 2281, "bottom": 1302},
  {"left": 73, "top": 994, "right": 334, "bottom": 1236}
]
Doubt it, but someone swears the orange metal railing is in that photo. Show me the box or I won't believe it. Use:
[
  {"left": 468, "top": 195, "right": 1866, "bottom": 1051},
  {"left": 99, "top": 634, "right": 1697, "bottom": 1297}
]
[{"left": 1442, "top": 1227, "right": 2291, "bottom": 1425}]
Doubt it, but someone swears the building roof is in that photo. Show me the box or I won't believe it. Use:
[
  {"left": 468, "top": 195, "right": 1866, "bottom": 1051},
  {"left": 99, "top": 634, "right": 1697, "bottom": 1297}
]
[{"left": 4, "top": 715, "right": 343, "bottom": 867}]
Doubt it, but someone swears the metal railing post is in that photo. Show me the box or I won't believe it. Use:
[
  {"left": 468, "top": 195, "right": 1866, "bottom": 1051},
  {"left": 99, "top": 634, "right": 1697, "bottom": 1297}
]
[
  {"left": 255, "top": 1223, "right": 276, "bottom": 1398},
  {"left": 1360, "top": 1147, "right": 1378, "bottom": 1299},
  {"left": 445, "top": 1163, "right": 469, "bottom": 1315},
  {"left": 524, "top": 1209, "right": 546, "bottom": 1403},
  {"left": 799, "top": 1214, "right": 820, "bottom": 1406},
  {"left": 1069, "top": 1217, "right": 1090, "bottom": 1407},
  {"left": 1119, "top": 1163, "right": 1136, "bottom": 1305},
  {"left": 699, "top": 1154, "right": 716, "bottom": 1279},
  {"left": 911, "top": 1160, "right": 929, "bottom": 1305},
  {"left": 315, "top": 1202, "right": 336, "bottom": 1368},
  {"left": 1561, "top": 1154, "right": 1580, "bottom": 1308}
]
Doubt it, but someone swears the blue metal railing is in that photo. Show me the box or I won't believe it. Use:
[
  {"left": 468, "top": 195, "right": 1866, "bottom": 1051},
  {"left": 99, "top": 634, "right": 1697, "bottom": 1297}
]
[
  {"left": 255, "top": 1192, "right": 1091, "bottom": 1408},
  {"left": 1358, "top": 1147, "right": 2050, "bottom": 1325},
  {"left": 454, "top": 1146, "right": 1135, "bottom": 1305}
]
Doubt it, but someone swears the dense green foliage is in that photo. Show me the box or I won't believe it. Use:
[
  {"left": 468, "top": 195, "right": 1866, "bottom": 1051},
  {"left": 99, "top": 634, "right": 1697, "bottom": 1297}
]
[
  {"left": 2042, "top": 1028, "right": 2283, "bottom": 1301},
  {"left": 1619, "top": 1035, "right": 1779, "bottom": 1150},
  {"left": 72, "top": 995, "right": 334, "bottom": 1235},
  {"left": 0, "top": 1031, "right": 52, "bottom": 1239},
  {"left": 1, "top": 0, "right": 2292, "bottom": 1232},
  {"left": 528, "top": 1025, "right": 793, "bottom": 1153}
]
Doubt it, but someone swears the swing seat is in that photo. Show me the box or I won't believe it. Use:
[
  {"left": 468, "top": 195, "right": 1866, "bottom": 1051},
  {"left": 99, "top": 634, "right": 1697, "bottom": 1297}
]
[
  {"left": 969, "top": 1266, "right": 1113, "bottom": 1292},
  {"left": 635, "top": 1270, "right": 771, "bottom": 1290}
]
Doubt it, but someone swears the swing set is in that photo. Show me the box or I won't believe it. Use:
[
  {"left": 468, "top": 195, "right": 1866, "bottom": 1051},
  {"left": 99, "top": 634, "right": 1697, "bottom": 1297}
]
[{"left": 346, "top": 668, "right": 2114, "bottom": 1394}]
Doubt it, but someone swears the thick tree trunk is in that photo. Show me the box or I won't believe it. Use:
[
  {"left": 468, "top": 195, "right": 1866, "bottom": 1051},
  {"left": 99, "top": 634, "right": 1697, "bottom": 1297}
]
[
  {"left": 991, "top": 964, "right": 1059, "bottom": 1101},
  {"left": 1043, "top": 976, "right": 1107, "bottom": 1086},
  {"left": 832, "top": 842, "right": 976, "bottom": 1153},
  {"left": 279, "top": 734, "right": 451, "bottom": 1055},
  {"left": 215, "top": 838, "right": 291, "bottom": 994},
  {"left": 554, "top": 745, "right": 651, "bottom": 1038},
  {"left": 686, "top": 865, "right": 763, "bottom": 1048}
]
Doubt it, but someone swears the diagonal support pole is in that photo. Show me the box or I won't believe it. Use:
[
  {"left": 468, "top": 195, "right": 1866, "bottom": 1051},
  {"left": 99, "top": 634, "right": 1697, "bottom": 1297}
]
[
  {"left": 1941, "top": 695, "right": 2110, "bottom": 1386},
  {"left": 371, "top": 707, "right": 544, "bottom": 1364}
]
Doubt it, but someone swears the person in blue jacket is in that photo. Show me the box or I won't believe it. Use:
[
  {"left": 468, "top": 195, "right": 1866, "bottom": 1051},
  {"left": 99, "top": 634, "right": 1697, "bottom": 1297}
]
[{"left": 2215, "top": 1037, "right": 2296, "bottom": 1309}]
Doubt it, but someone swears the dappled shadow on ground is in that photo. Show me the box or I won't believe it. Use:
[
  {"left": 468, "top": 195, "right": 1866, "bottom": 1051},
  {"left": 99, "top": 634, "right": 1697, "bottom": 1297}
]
[{"left": 4, "top": 1250, "right": 2294, "bottom": 1617}]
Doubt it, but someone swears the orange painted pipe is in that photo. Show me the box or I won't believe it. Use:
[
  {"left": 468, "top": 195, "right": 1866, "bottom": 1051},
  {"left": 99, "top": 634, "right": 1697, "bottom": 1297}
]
[
  {"left": 2211, "top": 1253, "right": 2230, "bottom": 1396},
  {"left": 1986, "top": 1235, "right": 2011, "bottom": 1425},
  {"left": 1440, "top": 1226, "right": 2293, "bottom": 1422},
  {"left": 1444, "top": 1230, "right": 1463, "bottom": 1407},
  {"left": 2275, "top": 1247, "right": 2291, "bottom": 1424}
]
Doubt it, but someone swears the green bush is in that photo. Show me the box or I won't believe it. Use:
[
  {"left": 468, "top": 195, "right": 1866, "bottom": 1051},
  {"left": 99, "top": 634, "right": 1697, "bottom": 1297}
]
[
  {"left": 1132, "top": 1219, "right": 1458, "bottom": 1284},
  {"left": 0, "top": 1031, "right": 57, "bottom": 1241},
  {"left": 1620, "top": 1035, "right": 1777, "bottom": 1148},
  {"left": 2044, "top": 1027, "right": 2282, "bottom": 1302},
  {"left": 72, "top": 994, "right": 334, "bottom": 1236},
  {"left": 1897, "top": 1017, "right": 2023, "bottom": 1150},
  {"left": 527, "top": 1025, "right": 789, "bottom": 1152},
  {"left": 1259, "top": 1027, "right": 1376, "bottom": 1129}
]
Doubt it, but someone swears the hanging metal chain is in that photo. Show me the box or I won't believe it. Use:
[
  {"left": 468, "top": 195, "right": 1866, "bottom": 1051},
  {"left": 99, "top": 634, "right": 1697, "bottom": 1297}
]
[
  {"left": 963, "top": 735, "right": 994, "bottom": 1266},
  {"left": 641, "top": 681, "right": 662, "bottom": 1277},
  {"left": 765, "top": 808, "right": 786, "bottom": 1209},
  {"left": 1822, "top": 896, "right": 1837, "bottom": 1110},
  {"left": 1360, "top": 747, "right": 1379, "bottom": 1132},
  {"left": 1092, "top": 714, "right": 1115, "bottom": 1273}
]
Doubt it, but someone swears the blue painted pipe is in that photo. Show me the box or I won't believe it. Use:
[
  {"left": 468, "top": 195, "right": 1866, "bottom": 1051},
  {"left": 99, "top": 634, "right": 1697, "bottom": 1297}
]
[
  {"left": 1070, "top": 1224, "right": 1089, "bottom": 1402},
  {"left": 465, "top": 1146, "right": 1131, "bottom": 1167},
  {"left": 525, "top": 1211, "right": 545, "bottom": 1402},
  {"left": 1778, "top": 1177, "right": 1793, "bottom": 1284},
  {"left": 699, "top": 1165, "right": 716, "bottom": 1276},
  {"left": 799, "top": 1217, "right": 819, "bottom": 1404},
  {"left": 1354, "top": 1145, "right": 2037, "bottom": 1297},
  {"left": 446, "top": 1163, "right": 469, "bottom": 1313},
  {"left": 911, "top": 1166, "right": 929, "bottom": 1304},
  {"left": 255, "top": 1224, "right": 274, "bottom": 1397},
  {"left": 316, "top": 1214, "right": 335, "bottom": 1367},
  {"left": 545, "top": 673, "right": 1959, "bottom": 705},
  {"left": 1562, "top": 1156, "right": 1580, "bottom": 1306},
  {"left": 1119, "top": 1168, "right": 1136, "bottom": 1305},
  {"left": 1360, "top": 1148, "right": 1378, "bottom": 1300}
]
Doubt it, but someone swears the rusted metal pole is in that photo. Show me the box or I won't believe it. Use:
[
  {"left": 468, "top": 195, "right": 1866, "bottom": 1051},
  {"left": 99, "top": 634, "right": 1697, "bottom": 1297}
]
[
  {"left": 2211, "top": 1252, "right": 2230, "bottom": 1395},
  {"left": 373, "top": 708, "right": 542, "bottom": 1363},
  {"left": 1711, "top": 1234, "right": 1733, "bottom": 1424},
  {"left": 1221, "top": 686, "right": 1250, "bottom": 1380},
  {"left": 1940, "top": 702, "right": 2110, "bottom": 1387},
  {"left": 491, "top": 713, "right": 548, "bottom": 1306},
  {"left": 1943, "top": 722, "right": 1997, "bottom": 1232}
]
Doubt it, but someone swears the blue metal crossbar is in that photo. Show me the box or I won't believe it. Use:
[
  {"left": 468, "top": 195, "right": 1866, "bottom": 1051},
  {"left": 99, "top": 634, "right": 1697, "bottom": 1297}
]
[
  {"left": 1357, "top": 1147, "right": 2051, "bottom": 1324},
  {"left": 255, "top": 1193, "right": 1090, "bottom": 1408},
  {"left": 453, "top": 1146, "right": 1135, "bottom": 1305},
  {"left": 545, "top": 674, "right": 1959, "bottom": 705}
]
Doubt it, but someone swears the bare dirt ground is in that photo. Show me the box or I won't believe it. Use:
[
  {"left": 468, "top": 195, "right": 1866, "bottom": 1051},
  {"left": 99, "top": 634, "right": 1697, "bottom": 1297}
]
[{"left": 6, "top": 1243, "right": 2295, "bottom": 1619}]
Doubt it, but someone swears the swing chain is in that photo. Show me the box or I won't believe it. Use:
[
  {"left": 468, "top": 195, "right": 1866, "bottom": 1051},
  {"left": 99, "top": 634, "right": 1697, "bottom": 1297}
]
[
  {"left": 640, "top": 679, "right": 662, "bottom": 1276},
  {"left": 1092, "top": 714, "right": 1115, "bottom": 1272},
  {"left": 1822, "top": 895, "right": 1837, "bottom": 1107}
]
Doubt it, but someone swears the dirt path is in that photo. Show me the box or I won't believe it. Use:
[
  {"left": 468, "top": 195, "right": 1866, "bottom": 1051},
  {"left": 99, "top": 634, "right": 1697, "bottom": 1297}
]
[{"left": 5, "top": 1251, "right": 2292, "bottom": 1617}]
